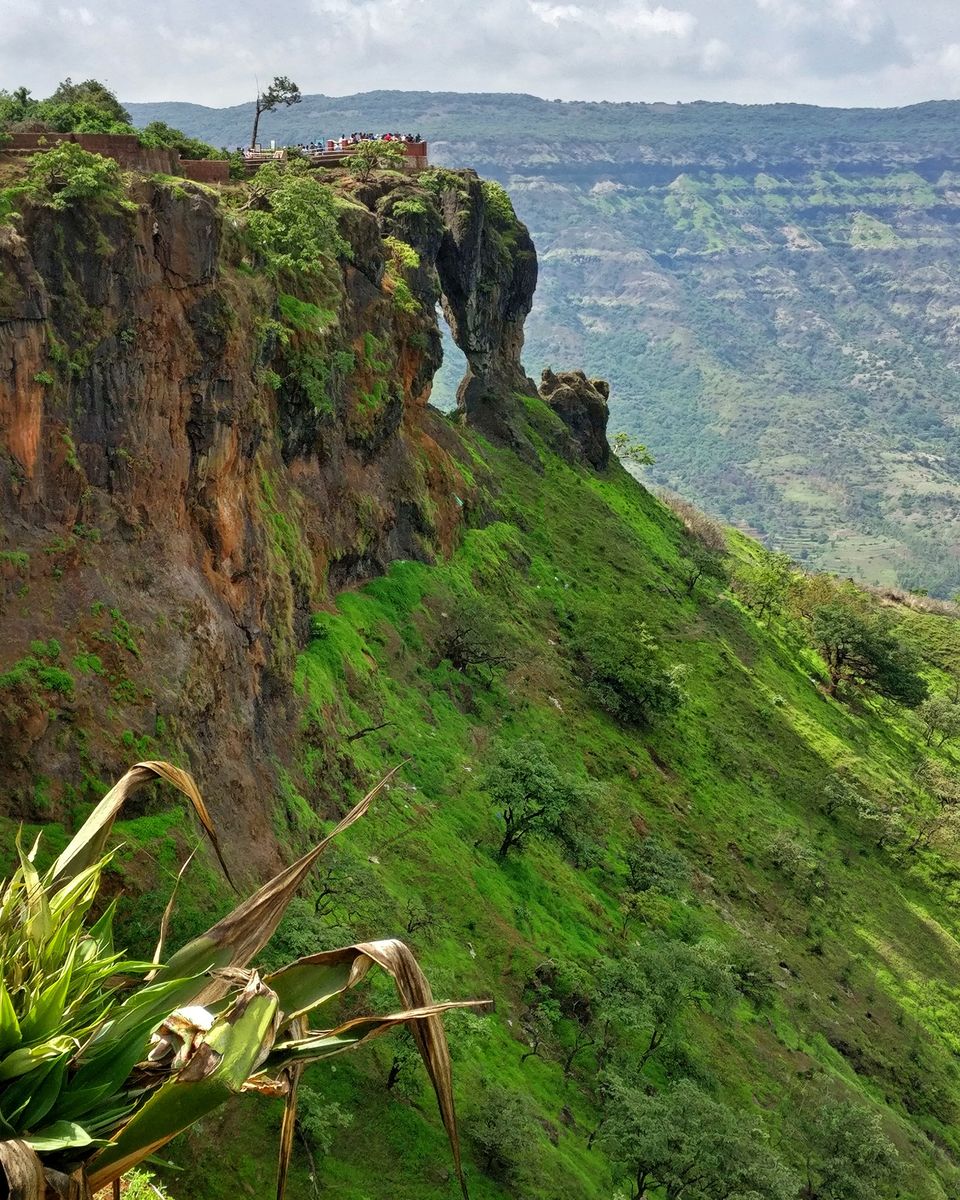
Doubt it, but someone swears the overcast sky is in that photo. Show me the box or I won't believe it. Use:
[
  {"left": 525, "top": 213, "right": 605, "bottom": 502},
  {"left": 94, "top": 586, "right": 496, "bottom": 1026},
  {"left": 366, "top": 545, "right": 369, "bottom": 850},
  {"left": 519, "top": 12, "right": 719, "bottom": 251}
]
[{"left": 2, "top": 0, "right": 960, "bottom": 109}]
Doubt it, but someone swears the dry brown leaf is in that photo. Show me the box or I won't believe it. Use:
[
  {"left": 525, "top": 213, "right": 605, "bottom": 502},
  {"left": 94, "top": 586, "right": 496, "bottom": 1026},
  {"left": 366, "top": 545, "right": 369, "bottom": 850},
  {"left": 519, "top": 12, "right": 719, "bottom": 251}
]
[
  {"left": 0, "top": 1139, "right": 45, "bottom": 1200},
  {"left": 275, "top": 1014, "right": 306, "bottom": 1200},
  {"left": 50, "top": 762, "right": 233, "bottom": 889},
  {"left": 160, "top": 765, "right": 403, "bottom": 996},
  {"left": 358, "top": 939, "right": 472, "bottom": 1200}
]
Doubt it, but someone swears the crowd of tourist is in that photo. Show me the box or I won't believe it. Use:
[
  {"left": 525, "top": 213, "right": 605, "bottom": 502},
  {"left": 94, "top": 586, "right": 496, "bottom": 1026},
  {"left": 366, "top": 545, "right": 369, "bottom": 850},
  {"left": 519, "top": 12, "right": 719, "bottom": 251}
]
[
  {"left": 238, "top": 132, "right": 424, "bottom": 158},
  {"left": 331, "top": 132, "right": 424, "bottom": 148}
]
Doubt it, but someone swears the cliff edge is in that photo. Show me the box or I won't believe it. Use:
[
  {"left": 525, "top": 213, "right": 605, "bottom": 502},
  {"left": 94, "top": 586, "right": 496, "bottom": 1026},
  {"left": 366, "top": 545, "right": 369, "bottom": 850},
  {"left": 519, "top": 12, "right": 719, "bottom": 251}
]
[{"left": 0, "top": 160, "right": 563, "bottom": 857}]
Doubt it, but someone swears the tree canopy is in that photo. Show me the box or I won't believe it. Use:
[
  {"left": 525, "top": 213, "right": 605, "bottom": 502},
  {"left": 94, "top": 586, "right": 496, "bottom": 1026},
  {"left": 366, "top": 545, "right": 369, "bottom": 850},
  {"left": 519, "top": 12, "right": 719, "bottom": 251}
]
[
  {"left": 243, "top": 162, "right": 348, "bottom": 273},
  {"left": 48, "top": 77, "right": 131, "bottom": 124},
  {"left": 810, "top": 601, "right": 928, "bottom": 707},
  {"left": 345, "top": 139, "right": 408, "bottom": 181},
  {"left": 799, "top": 1097, "right": 900, "bottom": 1200},
  {"left": 597, "top": 936, "right": 736, "bottom": 1068},
  {"left": 139, "top": 120, "right": 225, "bottom": 160},
  {"left": 569, "top": 608, "right": 686, "bottom": 726},
  {"left": 600, "top": 1077, "right": 795, "bottom": 1200},
  {"left": 0, "top": 78, "right": 134, "bottom": 134},
  {"left": 250, "top": 75, "right": 302, "bottom": 148},
  {"left": 481, "top": 739, "right": 582, "bottom": 860}
]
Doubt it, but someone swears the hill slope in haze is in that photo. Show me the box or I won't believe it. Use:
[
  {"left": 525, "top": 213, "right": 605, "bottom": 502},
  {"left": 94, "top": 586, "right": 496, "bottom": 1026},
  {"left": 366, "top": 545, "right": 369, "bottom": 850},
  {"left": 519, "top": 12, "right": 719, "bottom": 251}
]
[{"left": 127, "top": 92, "right": 960, "bottom": 595}]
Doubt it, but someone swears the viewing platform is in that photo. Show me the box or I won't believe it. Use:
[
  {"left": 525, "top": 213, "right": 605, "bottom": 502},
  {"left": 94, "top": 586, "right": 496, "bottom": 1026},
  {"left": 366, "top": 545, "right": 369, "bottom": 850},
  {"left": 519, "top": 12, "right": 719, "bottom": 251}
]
[
  {"left": 0, "top": 131, "right": 430, "bottom": 182},
  {"left": 242, "top": 140, "right": 429, "bottom": 172}
]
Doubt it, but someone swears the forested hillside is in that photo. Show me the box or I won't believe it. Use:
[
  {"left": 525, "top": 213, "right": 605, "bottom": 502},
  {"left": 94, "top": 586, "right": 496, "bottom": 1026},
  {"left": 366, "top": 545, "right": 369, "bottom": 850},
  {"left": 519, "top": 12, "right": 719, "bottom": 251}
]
[{"left": 127, "top": 92, "right": 960, "bottom": 595}]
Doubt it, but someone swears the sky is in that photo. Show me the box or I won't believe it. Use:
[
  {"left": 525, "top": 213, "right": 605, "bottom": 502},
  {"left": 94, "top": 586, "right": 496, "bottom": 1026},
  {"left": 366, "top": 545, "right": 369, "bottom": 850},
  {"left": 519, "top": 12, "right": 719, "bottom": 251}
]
[{"left": 2, "top": 0, "right": 960, "bottom": 109}]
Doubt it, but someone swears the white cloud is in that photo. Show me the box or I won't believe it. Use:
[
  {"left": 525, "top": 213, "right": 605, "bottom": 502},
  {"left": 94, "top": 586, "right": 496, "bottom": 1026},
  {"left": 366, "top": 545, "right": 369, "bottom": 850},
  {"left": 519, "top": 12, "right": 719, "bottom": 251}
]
[
  {"left": 529, "top": 0, "right": 695, "bottom": 37},
  {"left": 937, "top": 43, "right": 960, "bottom": 71},
  {"left": 611, "top": 5, "right": 697, "bottom": 37},
  {"left": 57, "top": 4, "right": 95, "bottom": 23},
  {"left": 529, "top": 3, "right": 584, "bottom": 26},
  {"left": 0, "top": 0, "right": 956, "bottom": 107},
  {"left": 700, "top": 37, "right": 733, "bottom": 72}
]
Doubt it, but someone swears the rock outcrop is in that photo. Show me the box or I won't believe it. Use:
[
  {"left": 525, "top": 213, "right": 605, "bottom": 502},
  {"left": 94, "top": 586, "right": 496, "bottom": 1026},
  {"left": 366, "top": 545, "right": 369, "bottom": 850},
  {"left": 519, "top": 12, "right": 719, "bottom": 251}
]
[
  {"left": 538, "top": 368, "right": 611, "bottom": 470},
  {"left": 0, "top": 166, "right": 547, "bottom": 854},
  {"left": 433, "top": 172, "right": 538, "bottom": 429}
]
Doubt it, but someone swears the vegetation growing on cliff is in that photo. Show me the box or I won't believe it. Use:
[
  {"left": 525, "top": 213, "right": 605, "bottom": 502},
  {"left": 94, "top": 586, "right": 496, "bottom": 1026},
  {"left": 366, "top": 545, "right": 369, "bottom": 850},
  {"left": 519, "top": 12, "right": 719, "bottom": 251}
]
[
  {"left": 1, "top": 142, "right": 133, "bottom": 217},
  {"left": 240, "top": 161, "right": 349, "bottom": 272},
  {"left": 0, "top": 78, "right": 223, "bottom": 158},
  {"left": 138, "top": 414, "right": 960, "bottom": 1200},
  {"left": 0, "top": 78, "right": 133, "bottom": 134}
]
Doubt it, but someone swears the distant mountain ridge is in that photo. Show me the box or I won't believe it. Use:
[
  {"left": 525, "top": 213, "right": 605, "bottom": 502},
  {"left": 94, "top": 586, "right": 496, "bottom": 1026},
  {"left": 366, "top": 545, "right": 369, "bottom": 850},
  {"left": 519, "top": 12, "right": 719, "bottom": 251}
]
[
  {"left": 126, "top": 91, "right": 960, "bottom": 594},
  {"left": 126, "top": 91, "right": 960, "bottom": 167}
]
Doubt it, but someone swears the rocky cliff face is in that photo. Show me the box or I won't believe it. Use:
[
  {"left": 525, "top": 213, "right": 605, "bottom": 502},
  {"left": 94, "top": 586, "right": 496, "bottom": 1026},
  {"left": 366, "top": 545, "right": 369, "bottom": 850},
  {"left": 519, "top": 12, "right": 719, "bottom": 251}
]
[
  {"left": 433, "top": 176, "right": 537, "bottom": 426},
  {"left": 0, "top": 166, "right": 542, "bottom": 860}
]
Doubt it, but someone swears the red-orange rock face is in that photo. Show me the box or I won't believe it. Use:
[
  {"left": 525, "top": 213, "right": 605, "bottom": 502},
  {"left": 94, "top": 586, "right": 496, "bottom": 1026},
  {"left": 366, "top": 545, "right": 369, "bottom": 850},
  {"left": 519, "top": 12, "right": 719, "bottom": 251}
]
[{"left": 0, "top": 168, "right": 539, "bottom": 861}]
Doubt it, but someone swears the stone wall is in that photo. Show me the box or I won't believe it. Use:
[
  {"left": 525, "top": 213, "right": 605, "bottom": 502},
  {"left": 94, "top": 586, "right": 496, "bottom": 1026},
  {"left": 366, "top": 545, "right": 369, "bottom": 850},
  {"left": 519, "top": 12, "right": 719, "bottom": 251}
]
[
  {"left": 3, "top": 133, "right": 179, "bottom": 174},
  {"left": 179, "top": 159, "right": 230, "bottom": 184}
]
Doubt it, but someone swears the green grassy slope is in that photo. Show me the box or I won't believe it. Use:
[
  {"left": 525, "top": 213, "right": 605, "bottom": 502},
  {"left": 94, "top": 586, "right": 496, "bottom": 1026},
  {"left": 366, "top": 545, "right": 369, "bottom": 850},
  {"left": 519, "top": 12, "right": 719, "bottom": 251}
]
[{"left": 89, "top": 400, "right": 960, "bottom": 1199}]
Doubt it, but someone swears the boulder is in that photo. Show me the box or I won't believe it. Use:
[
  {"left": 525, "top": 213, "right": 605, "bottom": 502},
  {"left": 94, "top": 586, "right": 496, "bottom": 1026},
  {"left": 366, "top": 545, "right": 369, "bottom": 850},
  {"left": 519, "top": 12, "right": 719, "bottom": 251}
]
[{"left": 538, "top": 368, "right": 611, "bottom": 469}]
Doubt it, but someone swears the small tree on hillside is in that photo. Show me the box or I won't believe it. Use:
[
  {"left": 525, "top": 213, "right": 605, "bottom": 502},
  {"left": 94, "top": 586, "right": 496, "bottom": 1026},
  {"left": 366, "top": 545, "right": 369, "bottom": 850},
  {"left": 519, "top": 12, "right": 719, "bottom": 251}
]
[
  {"left": 809, "top": 602, "right": 928, "bottom": 707},
  {"left": 294, "top": 1084, "right": 353, "bottom": 1176},
  {"left": 624, "top": 834, "right": 690, "bottom": 897},
  {"left": 612, "top": 431, "right": 655, "bottom": 466},
  {"left": 250, "top": 75, "right": 302, "bottom": 148},
  {"left": 466, "top": 1083, "right": 542, "bottom": 1185},
  {"left": 683, "top": 543, "right": 724, "bottom": 595},
  {"left": 434, "top": 593, "right": 517, "bottom": 677},
  {"left": 821, "top": 773, "right": 868, "bottom": 819},
  {"left": 521, "top": 959, "right": 595, "bottom": 1071},
  {"left": 346, "top": 138, "right": 408, "bottom": 181},
  {"left": 763, "top": 830, "right": 824, "bottom": 899},
  {"left": 906, "top": 759, "right": 960, "bottom": 851},
  {"left": 599, "top": 1077, "right": 795, "bottom": 1200},
  {"left": 789, "top": 570, "right": 843, "bottom": 620},
  {"left": 818, "top": 769, "right": 902, "bottom": 847},
  {"left": 798, "top": 1096, "right": 900, "bottom": 1200},
  {"left": 569, "top": 609, "right": 686, "bottom": 727},
  {"left": 733, "top": 551, "right": 795, "bottom": 621},
  {"left": 917, "top": 692, "right": 960, "bottom": 748},
  {"left": 596, "top": 936, "right": 736, "bottom": 1069},
  {"left": 519, "top": 983, "right": 562, "bottom": 1064},
  {"left": 481, "top": 739, "right": 580, "bottom": 860},
  {"left": 656, "top": 492, "right": 728, "bottom": 593},
  {"left": 617, "top": 838, "right": 692, "bottom": 934}
]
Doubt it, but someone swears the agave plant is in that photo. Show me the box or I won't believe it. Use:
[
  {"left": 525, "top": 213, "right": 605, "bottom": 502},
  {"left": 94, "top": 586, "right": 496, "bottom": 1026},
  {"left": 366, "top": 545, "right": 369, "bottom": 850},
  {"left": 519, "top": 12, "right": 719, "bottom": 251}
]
[{"left": 0, "top": 762, "right": 482, "bottom": 1199}]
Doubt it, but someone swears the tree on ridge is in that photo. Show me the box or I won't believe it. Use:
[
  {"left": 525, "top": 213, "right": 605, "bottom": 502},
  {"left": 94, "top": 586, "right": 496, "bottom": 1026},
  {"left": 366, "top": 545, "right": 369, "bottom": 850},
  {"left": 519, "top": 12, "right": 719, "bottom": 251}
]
[{"left": 250, "top": 75, "right": 302, "bottom": 148}]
